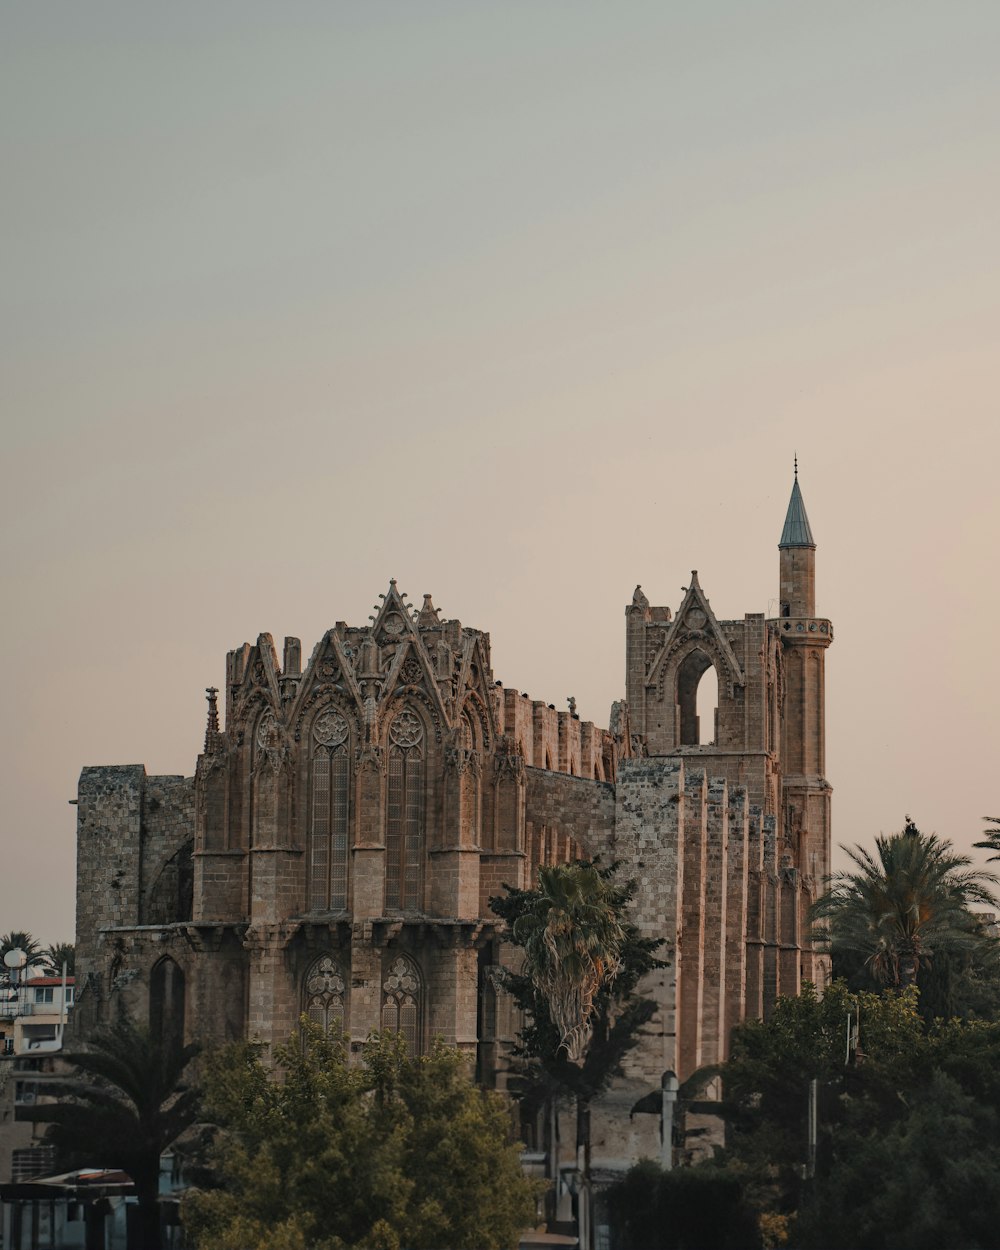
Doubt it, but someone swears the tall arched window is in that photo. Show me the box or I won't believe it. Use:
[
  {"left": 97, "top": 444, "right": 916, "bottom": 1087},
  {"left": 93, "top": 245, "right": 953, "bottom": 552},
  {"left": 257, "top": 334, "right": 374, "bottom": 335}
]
[
  {"left": 149, "top": 957, "right": 185, "bottom": 1056},
  {"left": 252, "top": 710, "right": 281, "bottom": 843},
  {"left": 303, "top": 954, "right": 346, "bottom": 1033},
  {"left": 310, "top": 709, "right": 351, "bottom": 911},
  {"left": 677, "top": 650, "right": 717, "bottom": 745},
  {"left": 381, "top": 954, "right": 421, "bottom": 1053},
  {"left": 386, "top": 709, "right": 424, "bottom": 911},
  {"left": 461, "top": 713, "right": 481, "bottom": 844}
]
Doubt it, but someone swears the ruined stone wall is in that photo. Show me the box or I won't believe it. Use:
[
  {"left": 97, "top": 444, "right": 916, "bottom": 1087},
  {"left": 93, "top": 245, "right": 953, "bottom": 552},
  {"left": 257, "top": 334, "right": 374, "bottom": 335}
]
[
  {"left": 140, "top": 775, "right": 195, "bottom": 924},
  {"left": 76, "top": 766, "right": 146, "bottom": 969}
]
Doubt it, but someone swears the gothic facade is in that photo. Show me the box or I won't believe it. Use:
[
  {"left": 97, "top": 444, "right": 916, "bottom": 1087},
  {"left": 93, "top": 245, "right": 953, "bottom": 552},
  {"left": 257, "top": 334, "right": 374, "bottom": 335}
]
[{"left": 73, "top": 474, "right": 831, "bottom": 1166}]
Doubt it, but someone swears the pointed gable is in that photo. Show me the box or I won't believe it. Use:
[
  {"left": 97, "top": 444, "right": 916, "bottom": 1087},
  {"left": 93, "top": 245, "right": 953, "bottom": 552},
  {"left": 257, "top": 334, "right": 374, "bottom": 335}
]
[
  {"left": 231, "top": 633, "right": 283, "bottom": 730},
  {"left": 289, "top": 627, "right": 364, "bottom": 740},
  {"left": 649, "top": 571, "right": 745, "bottom": 689},
  {"left": 371, "top": 578, "right": 416, "bottom": 645},
  {"left": 455, "top": 632, "right": 499, "bottom": 748}
]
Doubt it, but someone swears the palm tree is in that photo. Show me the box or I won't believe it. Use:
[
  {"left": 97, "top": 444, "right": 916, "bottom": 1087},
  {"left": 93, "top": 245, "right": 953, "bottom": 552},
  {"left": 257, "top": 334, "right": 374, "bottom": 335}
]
[
  {"left": 974, "top": 816, "right": 1000, "bottom": 862},
  {"left": 31, "top": 1013, "right": 200, "bottom": 1250},
  {"left": 811, "top": 823, "right": 999, "bottom": 989},
  {"left": 39, "top": 942, "right": 75, "bottom": 977},
  {"left": 503, "top": 861, "right": 651, "bottom": 1247},
  {"left": 0, "top": 931, "right": 41, "bottom": 968},
  {"left": 512, "top": 861, "right": 627, "bottom": 1064}
]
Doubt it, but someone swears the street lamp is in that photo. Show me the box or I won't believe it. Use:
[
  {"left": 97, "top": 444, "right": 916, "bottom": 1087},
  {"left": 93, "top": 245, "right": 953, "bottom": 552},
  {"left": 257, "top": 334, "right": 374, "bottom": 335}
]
[{"left": 661, "top": 1070, "right": 679, "bottom": 1170}]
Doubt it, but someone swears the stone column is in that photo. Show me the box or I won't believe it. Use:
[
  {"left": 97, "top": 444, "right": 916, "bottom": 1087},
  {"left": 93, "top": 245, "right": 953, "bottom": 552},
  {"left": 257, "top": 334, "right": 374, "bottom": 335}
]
[
  {"left": 678, "top": 769, "right": 707, "bottom": 1076},
  {"left": 700, "top": 780, "right": 729, "bottom": 1067}
]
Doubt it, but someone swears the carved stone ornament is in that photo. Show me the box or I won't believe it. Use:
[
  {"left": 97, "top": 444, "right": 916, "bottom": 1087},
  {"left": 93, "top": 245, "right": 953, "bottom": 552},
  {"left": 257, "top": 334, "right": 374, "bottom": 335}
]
[
  {"left": 314, "top": 709, "right": 349, "bottom": 747},
  {"left": 305, "top": 954, "right": 346, "bottom": 1002},
  {"left": 445, "top": 745, "right": 479, "bottom": 776},
  {"left": 256, "top": 713, "right": 279, "bottom": 751},
  {"left": 400, "top": 657, "right": 423, "bottom": 686},
  {"left": 383, "top": 956, "right": 419, "bottom": 1002},
  {"left": 355, "top": 744, "right": 385, "bottom": 775},
  {"left": 318, "top": 658, "right": 339, "bottom": 682},
  {"left": 389, "top": 709, "right": 423, "bottom": 748},
  {"left": 685, "top": 608, "right": 708, "bottom": 631},
  {"left": 382, "top": 612, "right": 405, "bottom": 636},
  {"left": 484, "top": 964, "right": 509, "bottom": 995},
  {"left": 255, "top": 713, "right": 288, "bottom": 771},
  {"left": 494, "top": 750, "right": 526, "bottom": 784}
]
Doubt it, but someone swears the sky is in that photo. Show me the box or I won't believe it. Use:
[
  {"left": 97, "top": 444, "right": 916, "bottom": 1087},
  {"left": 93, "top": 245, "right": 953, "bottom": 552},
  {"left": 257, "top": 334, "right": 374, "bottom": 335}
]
[{"left": 2, "top": 2, "right": 998, "bottom": 944}]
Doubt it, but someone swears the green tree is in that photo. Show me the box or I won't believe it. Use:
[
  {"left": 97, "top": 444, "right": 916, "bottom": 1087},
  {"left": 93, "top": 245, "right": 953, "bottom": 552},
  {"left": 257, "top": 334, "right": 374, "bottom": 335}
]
[
  {"left": 490, "top": 861, "right": 663, "bottom": 1221},
  {"left": 39, "top": 941, "right": 75, "bottom": 977},
  {"left": 606, "top": 1158, "right": 762, "bottom": 1250},
  {"left": 796, "top": 1070, "right": 1000, "bottom": 1250},
  {"left": 32, "top": 1013, "right": 201, "bottom": 1250},
  {"left": 722, "top": 982, "right": 926, "bottom": 1215},
  {"left": 973, "top": 815, "right": 1000, "bottom": 861},
  {"left": 507, "top": 862, "right": 628, "bottom": 1064},
  {"left": 184, "top": 1026, "right": 538, "bottom": 1250},
  {"left": 811, "top": 823, "right": 999, "bottom": 989},
  {"left": 719, "top": 981, "right": 1000, "bottom": 1246}
]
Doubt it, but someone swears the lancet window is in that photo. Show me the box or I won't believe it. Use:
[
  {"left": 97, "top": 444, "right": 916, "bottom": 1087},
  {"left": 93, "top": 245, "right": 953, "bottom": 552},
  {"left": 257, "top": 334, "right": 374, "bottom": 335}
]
[
  {"left": 386, "top": 709, "right": 424, "bottom": 911},
  {"left": 303, "top": 954, "right": 346, "bottom": 1033},
  {"left": 310, "top": 708, "right": 351, "bottom": 911},
  {"left": 461, "top": 713, "right": 481, "bottom": 843},
  {"left": 381, "top": 954, "right": 422, "bottom": 1053},
  {"left": 149, "top": 956, "right": 185, "bottom": 1056}
]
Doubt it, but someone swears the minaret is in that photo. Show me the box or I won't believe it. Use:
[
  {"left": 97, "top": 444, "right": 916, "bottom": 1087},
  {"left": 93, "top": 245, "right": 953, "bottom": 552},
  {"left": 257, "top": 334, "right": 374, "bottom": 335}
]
[
  {"left": 776, "top": 463, "right": 833, "bottom": 989},
  {"left": 778, "top": 457, "right": 816, "bottom": 617}
]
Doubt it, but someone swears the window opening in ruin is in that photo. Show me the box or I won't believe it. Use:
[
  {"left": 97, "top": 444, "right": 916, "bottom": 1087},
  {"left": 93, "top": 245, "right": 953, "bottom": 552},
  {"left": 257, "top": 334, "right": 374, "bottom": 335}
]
[
  {"left": 381, "top": 954, "right": 421, "bottom": 1053},
  {"left": 310, "top": 709, "right": 351, "bottom": 911},
  {"left": 386, "top": 710, "right": 424, "bottom": 911},
  {"left": 677, "top": 650, "right": 718, "bottom": 746},
  {"left": 476, "top": 945, "right": 499, "bottom": 1086},
  {"left": 149, "top": 957, "right": 185, "bottom": 1055},
  {"left": 145, "top": 840, "right": 194, "bottom": 925},
  {"left": 697, "top": 664, "right": 718, "bottom": 745},
  {"left": 303, "top": 954, "right": 346, "bottom": 1033}
]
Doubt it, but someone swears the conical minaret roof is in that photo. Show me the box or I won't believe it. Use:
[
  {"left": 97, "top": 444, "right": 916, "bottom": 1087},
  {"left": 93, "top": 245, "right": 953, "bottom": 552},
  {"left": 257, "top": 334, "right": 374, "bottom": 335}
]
[{"left": 778, "top": 468, "right": 815, "bottom": 549}]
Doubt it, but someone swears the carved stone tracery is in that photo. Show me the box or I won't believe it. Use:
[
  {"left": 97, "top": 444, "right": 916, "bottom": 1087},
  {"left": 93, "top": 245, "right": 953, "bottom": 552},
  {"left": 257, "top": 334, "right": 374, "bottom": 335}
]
[
  {"left": 389, "top": 709, "right": 423, "bottom": 748},
  {"left": 304, "top": 954, "right": 346, "bottom": 1031},
  {"left": 314, "top": 709, "right": 349, "bottom": 747}
]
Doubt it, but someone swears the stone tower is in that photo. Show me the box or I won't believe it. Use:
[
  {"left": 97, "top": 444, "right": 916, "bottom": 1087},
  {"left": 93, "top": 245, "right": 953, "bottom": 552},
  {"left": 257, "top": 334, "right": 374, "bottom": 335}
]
[{"left": 777, "top": 465, "right": 833, "bottom": 986}]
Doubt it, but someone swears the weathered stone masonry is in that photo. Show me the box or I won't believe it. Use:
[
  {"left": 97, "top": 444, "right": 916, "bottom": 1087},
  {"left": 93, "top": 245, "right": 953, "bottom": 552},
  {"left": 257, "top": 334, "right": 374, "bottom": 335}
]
[{"left": 74, "top": 475, "right": 832, "bottom": 1170}]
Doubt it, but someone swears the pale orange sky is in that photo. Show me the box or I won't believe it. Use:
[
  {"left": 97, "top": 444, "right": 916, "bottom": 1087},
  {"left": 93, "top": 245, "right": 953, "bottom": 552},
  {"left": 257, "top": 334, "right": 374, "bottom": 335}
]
[{"left": 2, "top": 3, "right": 999, "bottom": 943}]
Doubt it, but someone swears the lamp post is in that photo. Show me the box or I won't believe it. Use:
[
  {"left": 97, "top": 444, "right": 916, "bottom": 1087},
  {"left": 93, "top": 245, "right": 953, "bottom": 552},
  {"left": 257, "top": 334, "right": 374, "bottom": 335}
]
[{"left": 661, "top": 1070, "right": 679, "bottom": 1170}]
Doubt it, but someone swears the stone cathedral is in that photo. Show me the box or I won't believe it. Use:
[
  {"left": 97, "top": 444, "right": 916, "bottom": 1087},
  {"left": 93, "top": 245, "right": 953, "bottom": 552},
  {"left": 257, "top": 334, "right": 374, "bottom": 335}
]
[{"left": 74, "top": 473, "right": 831, "bottom": 1166}]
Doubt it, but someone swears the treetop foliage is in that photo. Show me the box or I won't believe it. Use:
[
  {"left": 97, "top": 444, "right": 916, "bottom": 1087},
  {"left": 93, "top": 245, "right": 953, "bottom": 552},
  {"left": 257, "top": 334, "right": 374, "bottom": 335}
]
[
  {"left": 811, "top": 827, "right": 999, "bottom": 991},
  {"left": 184, "top": 1025, "right": 539, "bottom": 1250},
  {"left": 720, "top": 981, "right": 1000, "bottom": 1248},
  {"left": 490, "top": 859, "right": 664, "bottom": 1106}
]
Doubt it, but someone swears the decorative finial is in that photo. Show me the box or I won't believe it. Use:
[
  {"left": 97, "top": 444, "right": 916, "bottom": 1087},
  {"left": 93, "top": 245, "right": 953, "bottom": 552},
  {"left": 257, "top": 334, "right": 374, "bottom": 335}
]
[
  {"left": 794, "top": 453, "right": 798, "bottom": 479},
  {"left": 204, "top": 687, "right": 221, "bottom": 753}
]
